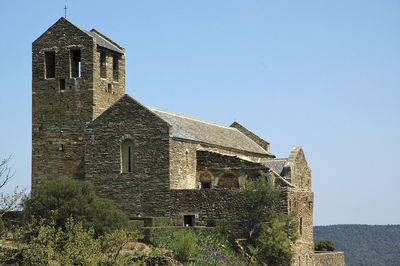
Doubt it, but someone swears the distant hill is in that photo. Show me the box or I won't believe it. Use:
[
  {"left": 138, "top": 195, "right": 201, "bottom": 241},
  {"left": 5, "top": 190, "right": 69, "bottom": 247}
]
[{"left": 314, "top": 224, "right": 400, "bottom": 266}]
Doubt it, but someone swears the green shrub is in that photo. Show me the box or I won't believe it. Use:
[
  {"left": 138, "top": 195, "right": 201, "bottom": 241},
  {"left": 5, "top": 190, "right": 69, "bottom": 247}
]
[
  {"left": 23, "top": 178, "right": 128, "bottom": 235},
  {"left": 19, "top": 216, "right": 136, "bottom": 265},
  {"left": 171, "top": 230, "right": 196, "bottom": 262},
  {"left": 315, "top": 240, "right": 335, "bottom": 251},
  {"left": 0, "top": 218, "right": 5, "bottom": 236}
]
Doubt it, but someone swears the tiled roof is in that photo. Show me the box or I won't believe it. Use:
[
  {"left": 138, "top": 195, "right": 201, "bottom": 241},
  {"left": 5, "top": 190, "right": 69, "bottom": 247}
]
[
  {"left": 261, "top": 159, "right": 287, "bottom": 176},
  {"left": 149, "top": 108, "right": 269, "bottom": 155},
  {"left": 86, "top": 30, "right": 124, "bottom": 54}
]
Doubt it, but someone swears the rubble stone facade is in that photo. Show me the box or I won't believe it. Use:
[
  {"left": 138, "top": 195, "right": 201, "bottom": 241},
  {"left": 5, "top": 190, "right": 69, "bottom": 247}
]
[{"left": 31, "top": 18, "right": 344, "bottom": 265}]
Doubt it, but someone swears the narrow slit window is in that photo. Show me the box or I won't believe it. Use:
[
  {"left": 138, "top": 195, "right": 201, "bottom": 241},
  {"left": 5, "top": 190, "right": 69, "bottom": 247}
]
[
  {"left": 45, "top": 51, "right": 55, "bottom": 78},
  {"left": 100, "top": 51, "right": 106, "bottom": 78},
  {"left": 59, "top": 79, "right": 65, "bottom": 91},
  {"left": 113, "top": 55, "right": 119, "bottom": 81},
  {"left": 128, "top": 146, "right": 132, "bottom": 172},
  {"left": 107, "top": 83, "right": 112, "bottom": 93},
  {"left": 299, "top": 217, "right": 303, "bottom": 235},
  {"left": 70, "top": 49, "right": 81, "bottom": 78},
  {"left": 121, "top": 139, "right": 134, "bottom": 173}
]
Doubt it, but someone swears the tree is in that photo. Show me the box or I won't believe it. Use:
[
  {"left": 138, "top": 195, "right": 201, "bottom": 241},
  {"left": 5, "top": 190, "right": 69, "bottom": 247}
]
[
  {"left": 243, "top": 173, "right": 298, "bottom": 265},
  {"left": 23, "top": 178, "right": 128, "bottom": 235},
  {"left": 314, "top": 240, "right": 335, "bottom": 252},
  {"left": 0, "top": 156, "right": 25, "bottom": 216}
]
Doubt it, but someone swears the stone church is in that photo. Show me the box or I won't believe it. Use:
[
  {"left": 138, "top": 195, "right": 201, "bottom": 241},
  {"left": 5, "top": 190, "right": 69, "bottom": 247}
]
[{"left": 32, "top": 18, "right": 344, "bottom": 265}]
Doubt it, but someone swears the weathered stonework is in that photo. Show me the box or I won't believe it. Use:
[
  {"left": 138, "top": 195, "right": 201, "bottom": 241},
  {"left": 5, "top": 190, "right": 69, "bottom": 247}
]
[
  {"left": 84, "top": 96, "right": 171, "bottom": 217},
  {"left": 169, "top": 139, "right": 198, "bottom": 189},
  {"left": 32, "top": 18, "right": 125, "bottom": 185},
  {"left": 312, "top": 252, "right": 345, "bottom": 266},
  {"left": 32, "top": 18, "right": 344, "bottom": 266}
]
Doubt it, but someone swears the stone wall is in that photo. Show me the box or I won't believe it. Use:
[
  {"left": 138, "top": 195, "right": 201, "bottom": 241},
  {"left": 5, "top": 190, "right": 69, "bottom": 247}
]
[
  {"left": 289, "top": 189, "right": 314, "bottom": 265},
  {"left": 196, "top": 150, "right": 273, "bottom": 189},
  {"left": 32, "top": 18, "right": 95, "bottom": 183},
  {"left": 92, "top": 45, "right": 125, "bottom": 119},
  {"left": 169, "top": 189, "right": 249, "bottom": 237},
  {"left": 85, "top": 95, "right": 171, "bottom": 217},
  {"left": 286, "top": 147, "right": 311, "bottom": 191},
  {"left": 169, "top": 139, "right": 198, "bottom": 189},
  {"left": 32, "top": 18, "right": 126, "bottom": 185},
  {"left": 312, "top": 252, "right": 345, "bottom": 266}
]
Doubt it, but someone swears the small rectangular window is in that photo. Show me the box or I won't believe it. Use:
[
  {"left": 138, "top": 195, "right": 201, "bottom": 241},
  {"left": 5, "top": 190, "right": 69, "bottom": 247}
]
[
  {"left": 45, "top": 51, "right": 55, "bottom": 78},
  {"left": 70, "top": 50, "right": 81, "bottom": 78},
  {"left": 107, "top": 83, "right": 112, "bottom": 93},
  {"left": 113, "top": 55, "right": 119, "bottom": 81},
  {"left": 100, "top": 51, "right": 106, "bottom": 78},
  {"left": 59, "top": 79, "right": 65, "bottom": 91}
]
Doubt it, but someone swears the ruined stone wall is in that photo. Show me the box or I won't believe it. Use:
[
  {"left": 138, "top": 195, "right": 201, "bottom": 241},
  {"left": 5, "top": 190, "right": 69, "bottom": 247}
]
[
  {"left": 92, "top": 46, "right": 125, "bottom": 119},
  {"left": 312, "top": 252, "right": 345, "bottom": 266},
  {"left": 85, "top": 96, "right": 171, "bottom": 217},
  {"left": 196, "top": 150, "right": 273, "bottom": 189},
  {"left": 169, "top": 139, "right": 198, "bottom": 189},
  {"left": 288, "top": 188, "right": 314, "bottom": 265},
  {"left": 32, "top": 18, "right": 95, "bottom": 184},
  {"left": 286, "top": 147, "right": 311, "bottom": 191}
]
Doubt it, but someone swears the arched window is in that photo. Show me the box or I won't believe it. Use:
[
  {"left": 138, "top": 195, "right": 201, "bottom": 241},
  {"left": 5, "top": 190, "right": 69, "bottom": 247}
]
[
  {"left": 217, "top": 173, "right": 239, "bottom": 189},
  {"left": 121, "top": 139, "right": 134, "bottom": 173}
]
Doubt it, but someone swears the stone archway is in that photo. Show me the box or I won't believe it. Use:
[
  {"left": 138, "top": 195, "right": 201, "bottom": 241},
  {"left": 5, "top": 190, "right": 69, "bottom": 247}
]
[{"left": 217, "top": 172, "right": 239, "bottom": 189}]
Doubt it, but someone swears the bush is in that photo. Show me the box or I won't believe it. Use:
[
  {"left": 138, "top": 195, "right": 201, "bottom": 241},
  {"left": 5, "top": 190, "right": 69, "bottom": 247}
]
[
  {"left": 243, "top": 174, "right": 298, "bottom": 265},
  {"left": 193, "top": 231, "right": 245, "bottom": 265},
  {"left": 23, "top": 178, "right": 128, "bottom": 235},
  {"left": 315, "top": 240, "right": 335, "bottom": 251},
  {"left": 171, "top": 230, "right": 196, "bottom": 262},
  {"left": 0, "top": 218, "right": 5, "bottom": 236},
  {"left": 19, "top": 216, "right": 136, "bottom": 265}
]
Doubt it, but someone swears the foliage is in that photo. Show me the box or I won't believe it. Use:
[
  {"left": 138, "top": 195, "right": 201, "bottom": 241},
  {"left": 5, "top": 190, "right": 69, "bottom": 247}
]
[
  {"left": 153, "top": 230, "right": 245, "bottom": 265},
  {"left": 242, "top": 173, "right": 282, "bottom": 241},
  {"left": 248, "top": 218, "right": 295, "bottom": 265},
  {"left": 23, "top": 178, "right": 128, "bottom": 235},
  {"left": 15, "top": 215, "right": 138, "bottom": 265},
  {"left": 315, "top": 224, "right": 400, "bottom": 266},
  {"left": 0, "top": 156, "right": 25, "bottom": 217},
  {"left": 191, "top": 231, "right": 245, "bottom": 265},
  {"left": 314, "top": 239, "right": 335, "bottom": 251},
  {"left": 243, "top": 173, "right": 298, "bottom": 265},
  {"left": 170, "top": 229, "right": 196, "bottom": 261},
  {"left": 0, "top": 218, "right": 5, "bottom": 236}
]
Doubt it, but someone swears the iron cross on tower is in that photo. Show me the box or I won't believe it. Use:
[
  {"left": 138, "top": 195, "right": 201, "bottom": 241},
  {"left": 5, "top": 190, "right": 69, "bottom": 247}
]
[{"left": 64, "top": 5, "right": 68, "bottom": 18}]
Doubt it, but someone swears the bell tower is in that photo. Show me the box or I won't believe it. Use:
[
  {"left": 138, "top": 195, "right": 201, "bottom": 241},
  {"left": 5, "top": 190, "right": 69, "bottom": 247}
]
[{"left": 32, "top": 18, "right": 125, "bottom": 185}]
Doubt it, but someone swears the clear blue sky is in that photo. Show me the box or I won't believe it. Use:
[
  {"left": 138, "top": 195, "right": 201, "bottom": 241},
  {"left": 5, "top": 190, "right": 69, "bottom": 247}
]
[{"left": 0, "top": 1, "right": 399, "bottom": 225}]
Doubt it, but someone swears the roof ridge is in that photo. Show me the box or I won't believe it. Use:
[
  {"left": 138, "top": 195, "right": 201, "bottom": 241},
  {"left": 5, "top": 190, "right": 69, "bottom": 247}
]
[
  {"left": 149, "top": 108, "right": 239, "bottom": 131},
  {"left": 90, "top": 28, "right": 124, "bottom": 50}
]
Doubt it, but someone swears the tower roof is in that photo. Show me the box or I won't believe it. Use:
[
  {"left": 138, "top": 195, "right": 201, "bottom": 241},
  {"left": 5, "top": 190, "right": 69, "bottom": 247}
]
[{"left": 86, "top": 29, "right": 124, "bottom": 54}]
